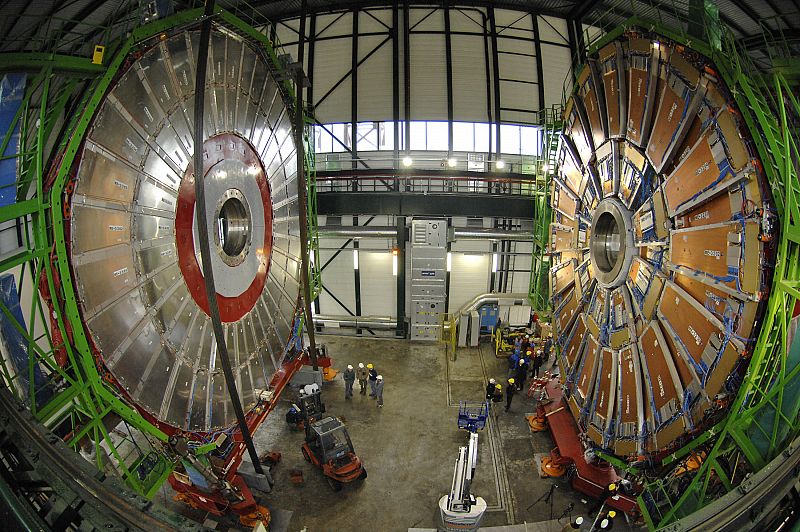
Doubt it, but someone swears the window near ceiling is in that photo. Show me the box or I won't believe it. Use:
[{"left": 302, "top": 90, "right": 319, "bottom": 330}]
[{"left": 314, "top": 121, "right": 541, "bottom": 155}]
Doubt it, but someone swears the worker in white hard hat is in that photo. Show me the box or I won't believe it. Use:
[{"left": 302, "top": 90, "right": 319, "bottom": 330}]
[
  {"left": 485, "top": 378, "right": 497, "bottom": 401},
  {"left": 375, "top": 375, "right": 384, "bottom": 407},
  {"left": 367, "top": 363, "right": 378, "bottom": 397},
  {"left": 356, "top": 363, "right": 368, "bottom": 395},
  {"left": 560, "top": 515, "right": 583, "bottom": 531},
  {"left": 343, "top": 364, "right": 356, "bottom": 399}
]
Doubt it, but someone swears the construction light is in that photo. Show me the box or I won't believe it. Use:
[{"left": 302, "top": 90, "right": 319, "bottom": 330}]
[
  {"left": 448, "top": 158, "right": 457, "bottom": 167},
  {"left": 542, "top": 163, "right": 550, "bottom": 172},
  {"left": 392, "top": 254, "right": 398, "bottom": 276},
  {"left": 447, "top": 252, "right": 452, "bottom": 272},
  {"left": 402, "top": 156, "right": 413, "bottom": 167},
  {"left": 496, "top": 160, "right": 505, "bottom": 169},
  {"left": 492, "top": 253, "right": 498, "bottom": 272},
  {"left": 353, "top": 249, "right": 359, "bottom": 270}
]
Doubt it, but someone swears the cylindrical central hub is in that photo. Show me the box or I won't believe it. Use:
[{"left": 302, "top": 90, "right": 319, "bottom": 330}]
[
  {"left": 215, "top": 189, "right": 252, "bottom": 267},
  {"left": 590, "top": 198, "right": 634, "bottom": 288}
]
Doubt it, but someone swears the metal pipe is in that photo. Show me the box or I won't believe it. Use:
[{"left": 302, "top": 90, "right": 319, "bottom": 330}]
[
  {"left": 318, "top": 227, "right": 534, "bottom": 240},
  {"left": 452, "top": 228, "right": 535, "bottom": 241},
  {"left": 314, "top": 315, "right": 397, "bottom": 330},
  {"left": 454, "top": 292, "right": 529, "bottom": 316},
  {"left": 318, "top": 226, "right": 397, "bottom": 238}
]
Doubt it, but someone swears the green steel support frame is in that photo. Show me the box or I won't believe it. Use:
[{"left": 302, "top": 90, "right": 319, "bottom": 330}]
[{"left": 0, "top": 7, "right": 321, "bottom": 499}]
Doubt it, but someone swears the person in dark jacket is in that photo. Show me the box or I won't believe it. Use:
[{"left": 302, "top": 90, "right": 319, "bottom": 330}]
[
  {"left": 544, "top": 333, "right": 553, "bottom": 361},
  {"left": 532, "top": 350, "right": 543, "bottom": 377},
  {"left": 375, "top": 375, "right": 385, "bottom": 407},
  {"left": 508, "top": 350, "right": 520, "bottom": 378},
  {"left": 514, "top": 359, "right": 528, "bottom": 391},
  {"left": 368, "top": 363, "right": 378, "bottom": 397},
  {"left": 343, "top": 365, "right": 356, "bottom": 399},
  {"left": 356, "top": 363, "right": 369, "bottom": 395},
  {"left": 505, "top": 378, "right": 516, "bottom": 412},
  {"left": 492, "top": 383, "right": 503, "bottom": 404},
  {"left": 485, "top": 378, "right": 497, "bottom": 401}
]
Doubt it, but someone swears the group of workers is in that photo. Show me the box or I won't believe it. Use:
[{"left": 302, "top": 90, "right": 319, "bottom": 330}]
[
  {"left": 342, "top": 363, "right": 384, "bottom": 407},
  {"left": 484, "top": 332, "right": 554, "bottom": 412}
]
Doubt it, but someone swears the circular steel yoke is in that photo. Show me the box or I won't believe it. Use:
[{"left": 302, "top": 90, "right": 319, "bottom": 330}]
[{"left": 590, "top": 197, "right": 635, "bottom": 288}]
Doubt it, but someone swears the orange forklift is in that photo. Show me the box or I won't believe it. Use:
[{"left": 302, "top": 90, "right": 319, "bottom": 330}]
[{"left": 301, "top": 416, "right": 366, "bottom": 491}]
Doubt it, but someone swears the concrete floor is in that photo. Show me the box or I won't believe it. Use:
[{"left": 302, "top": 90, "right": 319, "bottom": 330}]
[{"left": 247, "top": 336, "right": 624, "bottom": 532}]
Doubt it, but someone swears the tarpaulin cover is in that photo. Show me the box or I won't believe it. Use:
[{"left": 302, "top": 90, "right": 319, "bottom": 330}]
[
  {"left": 0, "top": 273, "right": 51, "bottom": 405},
  {"left": 0, "top": 73, "right": 26, "bottom": 207}
]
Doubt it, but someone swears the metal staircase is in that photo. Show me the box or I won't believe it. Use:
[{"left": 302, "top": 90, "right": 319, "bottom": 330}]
[{"left": 528, "top": 104, "right": 563, "bottom": 315}]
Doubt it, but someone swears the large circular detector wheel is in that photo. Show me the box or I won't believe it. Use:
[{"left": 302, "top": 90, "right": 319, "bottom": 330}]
[
  {"left": 551, "top": 31, "right": 775, "bottom": 458},
  {"left": 68, "top": 25, "right": 303, "bottom": 432}
]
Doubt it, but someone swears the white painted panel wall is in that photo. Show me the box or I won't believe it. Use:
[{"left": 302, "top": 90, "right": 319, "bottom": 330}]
[
  {"left": 451, "top": 34, "right": 488, "bottom": 122},
  {"left": 449, "top": 252, "right": 490, "bottom": 312},
  {"left": 357, "top": 35, "right": 394, "bottom": 121},
  {"left": 318, "top": 240, "right": 356, "bottom": 315},
  {"left": 312, "top": 36, "right": 353, "bottom": 122},
  {"left": 541, "top": 43, "right": 572, "bottom": 108},
  {"left": 359, "top": 251, "right": 397, "bottom": 316},
  {"left": 538, "top": 16, "right": 569, "bottom": 45},
  {"left": 410, "top": 33, "right": 448, "bottom": 120}
]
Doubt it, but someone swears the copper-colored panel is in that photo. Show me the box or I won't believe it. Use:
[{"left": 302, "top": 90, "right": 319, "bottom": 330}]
[
  {"left": 639, "top": 324, "right": 680, "bottom": 411},
  {"left": 604, "top": 69, "right": 622, "bottom": 137},
  {"left": 576, "top": 333, "right": 599, "bottom": 398},
  {"left": 717, "top": 109, "right": 750, "bottom": 172},
  {"left": 662, "top": 129, "right": 725, "bottom": 214},
  {"left": 659, "top": 283, "right": 718, "bottom": 364},
  {"left": 670, "top": 223, "right": 745, "bottom": 285},
  {"left": 674, "top": 191, "right": 732, "bottom": 229},
  {"left": 566, "top": 101, "right": 593, "bottom": 165},
  {"left": 564, "top": 315, "right": 588, "bottom": 368},
  {"left": 594, "top": 348, "right": 615, "bottom": 422},
  {"left": 552, "top": 260, "right": 576, "bottom": 295},
  {"left": 579, "top": 65, "right": 606, "bottom": 148},
  {"left": 657, "top": 318, "right": 697, "bottom": 393},
  {"left": 664, "top": 114, "right": 703, "bottom": 176},
  {"left": 560, "top": 148, "right": 585, "bottom": 196},
  {"left": 646, "top": 82, "right": 689, "bottom": 170},
  {"left": 555, "top": 289, "right": 580, "bottom": 334},
  {"left": 704, "top": 341, "right": 740, "bottom": 398},
  {"left": 626, "top": 62, "right": 653, "bottom": 146},
  {"left": 554, "top": 185, "right": 578, "bottom": 219},
  {"left": 654, "top": 417, "right": 686, "bottom": 449},
  {"left": 617, "top": 346, "right": 639, "bottom": 424},
  {"left": 550, "top": 223, "right": 573, "bottom": 252}
]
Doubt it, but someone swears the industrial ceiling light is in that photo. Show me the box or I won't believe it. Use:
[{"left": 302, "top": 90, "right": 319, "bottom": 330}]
[
  {"left": 402, "top": 156, "right": 413, "bottom": 167},
  {"left": 542, "top": 163, "right": 550, "bottom": 172},
  {"left": 495, "top": 160, "right": 505, "bottom": 169},
  {"left": 448, "top": 157, "right": 457, "bottom": 167}
]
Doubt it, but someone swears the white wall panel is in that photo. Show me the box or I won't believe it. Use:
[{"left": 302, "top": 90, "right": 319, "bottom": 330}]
[
  {"left": 357, "top": 35, "right": 394, "bottom": 121},
  {"left": 450, "top": 7, "right": 487, "bottom": 33},
  {"left": 316, "top": 13, "right": 355, "bottom": 38},
  {"left": 359, "top": 251, "right": 396, "bottom": 316},
  {"left": 318, "top": 241, "right": 356, "bottom": 315},
  {"left": 359, "top": 9, "right": 392, "bottom": 33},
  {"left": 312, "top": 38, "right": 352, "bottom": 122},
  {"left": 538, "top": 16, "right": 569, "bottom": 45},
  {"left": 495, "top": 9, "right": 534, "bottom": 38},
  {"left": 410, "top": 33, "right": 448, "bottom": 120},
  {"left": 449, "top": 253, "right": 490, "bottom": 311},
  {"left": 541, "top": 43, "right": 572, "bottom": 108},
  {"left": 451, "top": 35, "right": 488, "bottom": 122}
]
